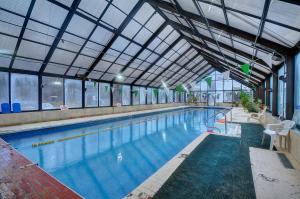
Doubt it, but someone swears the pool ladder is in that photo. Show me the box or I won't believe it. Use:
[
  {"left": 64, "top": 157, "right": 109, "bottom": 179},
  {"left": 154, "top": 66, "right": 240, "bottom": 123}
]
[{"left": 205, "top": 109, "right": 232, "bottom": 134}]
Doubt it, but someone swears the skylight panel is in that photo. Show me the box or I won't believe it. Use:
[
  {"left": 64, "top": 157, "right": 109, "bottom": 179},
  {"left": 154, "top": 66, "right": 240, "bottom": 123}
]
[
  {"left": 44, "top": 63, "right": 69, "bottom": 74},
  {"left": 0, "top": 10, "right": 24, "bottom": 36},
  {"left": 73, "top": 55, "right": 94, "bottom": 68},
  {"left": 224, "top": 0, "right": 264, "bottom": 17},
  {"left": 13, "top": 58, "right": 42, "bottom": 71},
  {"left": 112, "top": 0, "right": 138, "bottom": 15},
  {"left": 1, "top": 0, "right": 31, "bottom": 15},
  {"left": 101, "top": 5, "right": 126, "bottom": 29},
  {"left": 134, "top": 28, "right": 152, "bottom": 45},
  {"left": 145, "top": 13, "right": 165, "bottom": 32},
  {"left": 90, "top": 26, "right": 114, "bottom": 45},
  {"left": 197, "top": 2, "right": 226, "bottom": 24},
  {"left": 111, "top": 36, "right": 130, "bottom": 52},
  {"left": 122, "top": 20, "right": 142, "bottom": 39},
  {"left": 79, "top": 0, "right": 108, "bottom": 18},
  {"left": 66, "top": 15, "right": 95, "bottom": 38},
  {"left": 17, "top": 40, "right": 50, "bottom": 60},
  {"left": 50, "top": 48, "right": 76, "bottom": 65},
  {"left": 133, "top": 3, "right": 154, "bottom": 24},
  {"left": 31, "top": 0, "right": 68, "bottom": 28}
]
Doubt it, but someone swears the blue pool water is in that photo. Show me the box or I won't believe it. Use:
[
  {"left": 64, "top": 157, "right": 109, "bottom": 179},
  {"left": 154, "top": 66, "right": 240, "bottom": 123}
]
[{"left": 2, "top": 108, "right": 226, "bottom": 199}]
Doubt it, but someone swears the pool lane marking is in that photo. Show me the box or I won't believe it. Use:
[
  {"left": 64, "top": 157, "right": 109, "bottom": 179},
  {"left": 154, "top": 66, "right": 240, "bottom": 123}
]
[{"left": 31, "top": 109, "right": 196, "bottom": 147}]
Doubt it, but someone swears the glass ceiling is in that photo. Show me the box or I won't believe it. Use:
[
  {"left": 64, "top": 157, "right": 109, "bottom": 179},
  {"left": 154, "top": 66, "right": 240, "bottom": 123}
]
[{"left": 0, "top": 0, "right": 299, "bottom": 89}]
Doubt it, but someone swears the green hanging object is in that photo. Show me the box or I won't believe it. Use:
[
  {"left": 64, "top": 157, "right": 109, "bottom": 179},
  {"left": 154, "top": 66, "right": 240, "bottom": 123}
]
[
  {"left": 93, "top": 81, "right": 97, "bottom": 87},
  {"left": 205, "top": 76, "right": 212, "bottom": 87},
  {"left": 105, "top": 85, "right": 109, "bottom": 92},
  {"left": 241, "top": 63, "right": 250, "bottom": 75},
  {"left": 175, "top": 84, "right": 185, "bottom": 93},
  {"left": 119, "top": 87, "right": 122, "bottom": 95},
  {"left": 153, "top": 88, "right": 158, "bottom": 97}
]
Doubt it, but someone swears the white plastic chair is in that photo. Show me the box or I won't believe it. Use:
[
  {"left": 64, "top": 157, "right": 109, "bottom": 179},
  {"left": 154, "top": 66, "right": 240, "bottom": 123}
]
[
  {"left": 262, "top": 120, "right": 295, "bottom": 150},
  {"left": 247, "top": 106, "right": 267, "bottom": 122}
]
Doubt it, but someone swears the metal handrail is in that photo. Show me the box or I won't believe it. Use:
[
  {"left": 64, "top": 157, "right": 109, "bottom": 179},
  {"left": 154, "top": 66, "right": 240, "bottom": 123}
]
[{"left": 205, "top": 109, "right": 232, "bottom": 134}]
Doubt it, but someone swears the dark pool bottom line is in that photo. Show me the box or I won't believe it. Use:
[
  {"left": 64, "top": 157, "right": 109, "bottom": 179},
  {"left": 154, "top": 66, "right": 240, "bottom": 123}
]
[{"left": 0, "top": 138, "right": 82, "bottom": 199}]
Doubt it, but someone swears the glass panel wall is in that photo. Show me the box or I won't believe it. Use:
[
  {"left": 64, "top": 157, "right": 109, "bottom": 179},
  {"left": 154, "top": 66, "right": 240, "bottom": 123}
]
[
  {"left": 278, "top": 65, "right": 286, "bottom": 118},
  {"left": 99, "top": 83, "right": 110, "bottom": 106},
  {"left": 0, "top": 72, "right": 9, "bottom": 112},
  {"left": 132, "top": 86, "right": 140, "bottom": 105},
  {"left": 42, "top": 76, "right": 63, "bottom": 110},
  {"left": 147, "top": 88, "right": 152, "bottom": 104},
  {"left": 122, "top": 85, "right": 130, "bottom": 105},
  {"left": 152, "top": 88, "right": 157, "bottom": 104},
  {"left": 168, "top": 90, "right": 174, "bottom": 103},
  {"left": 195, "top": 71, "right": 252, "bottom": 105},
  {"left": 113, "top": 84, "right": 122, "bottom": 106},
  {"left": 65, "top": 79, "right": 82, "bottom": 108},
  {"left": 85, "top": 81, "right": 98, "bottom": 107},
  {"left": 158, "top": 88, "right": 166, "bottom": 103},
  {"left": 11, "top": 73, "right": 38, "bottom": 111},
  {"left": 140, "top": 87, "right": 146, "bottom": 105}
]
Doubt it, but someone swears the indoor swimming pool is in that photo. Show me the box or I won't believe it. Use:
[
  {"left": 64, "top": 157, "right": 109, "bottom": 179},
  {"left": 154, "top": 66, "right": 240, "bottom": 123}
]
[{"left": 1, "top": 108, "right": 226, "bottom": 199}]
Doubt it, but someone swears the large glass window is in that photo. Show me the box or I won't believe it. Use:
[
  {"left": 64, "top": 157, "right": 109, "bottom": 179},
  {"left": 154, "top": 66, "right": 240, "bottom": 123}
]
[
  {"left": 132, "top": 86, "right": 140, "bottom": 105},
  {"left": 224, "top": 91, "right": 232, "bottom": 102},
  {"left": 113, "top": 84, "right": 122, "bottom": 106},
  {"left": 65, "top": 79, "right": 82, "bottom": 108},
  {"left": 11, "top": 73, "right": 38, "bottom": 111},
  {"left": 168, "top": 90, "right": 174, "bottom": 103},
  {"left": 224, "top": 80, "right": 232, "bottom": 90},
  {"left": 0, "top": 72, "right": 9, "bottom": 112},
  {"left": 42, "top": 76, "right": 63, "bottom": 110},
  {"left": 159, "top": 88, "right": 166, "bottom": 103},
  {"left": 232, "top": 80, "right": 241, "bottom": 90},
  {"left": 99, "top": 83, "right": 110, "bottom": 106},
  {"left": 122, "top": 85, "right": 130, "bottom": 105},
  {"left": 147, "top": 88, "right": 152, "bottom": 104},
  {"left": 278, "top": 65, "right": 286, "bottom": 118},
  {"left": 152, "top": 88, "right": 158, "bottom": 104},
  {"left": 140, "top": 87, "right": 146, "bottom": 105},
  {"left": 85, "top": 81, "right": 98, "bottom": 107}
]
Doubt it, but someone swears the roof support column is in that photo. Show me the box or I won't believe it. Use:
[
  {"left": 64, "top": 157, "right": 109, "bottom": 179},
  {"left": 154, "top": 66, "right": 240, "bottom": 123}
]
[
  {"left": 286, "top": 54, "right": 295, "bottom": 119},
  {"left": 266, "top": 78, "right": 270, "bottom": 110},
  {"left": 272, "top": 70, "right": 278, "bottom": 116}
]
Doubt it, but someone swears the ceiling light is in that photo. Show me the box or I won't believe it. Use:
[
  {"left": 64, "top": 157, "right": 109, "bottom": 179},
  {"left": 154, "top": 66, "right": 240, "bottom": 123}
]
[{"left": 116, "top": 74, "right": 124, "bottom": 81}]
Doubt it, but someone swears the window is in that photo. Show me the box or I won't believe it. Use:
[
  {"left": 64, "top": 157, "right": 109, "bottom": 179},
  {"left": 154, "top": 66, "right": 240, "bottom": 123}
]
[
  {"left": 232, "top": 80, "right": 241, "bottom": 90},
  {"left": 99, "top": 83, "right": 110, "bottom": 106},
  {"left": 122, "top": 85, "right": 130, "bottom": 105},
  {"left": 113, "top": 84, "right": 122, "bottom": 106},
  {"left": 216, "top": 91, "right": 223, "bottom": 103},
  {"left": 278, "top": 65, "right": 286, "bottom": 118},
  {"left": 158, "top": 88, "right": 166, "bottom": 103},
  {"left": 168, "top": 90, "right": 174, "bottom": 103},
  {"left": 216, "top": 80, "right": 223, "bottom": 90},
  {"left": 0, "top": 72, "right": 9, "bottom": 112},
  {"left": 200, "top": 81, "right": 207, "bottom": 91},
  {"left": 152, "top": 88, "right": 158, "bottom": 104},
  {"left": 85, "top": 81, "right": 98, "bottom": 107},
  {"left": 65, "top": 79, "right": 82, "bottom": 108},
  {"left": 140, "top": 87, "right": 146, "bottom": 105},
  {"left": 42, "top": 76, "right": 63, "bottom": 110},
  {"left": 147, "top": 88, "right": 152, "bottom": 104},
  {"left": 11, "top": 73, "right": 38, "bottom": 111},
  {"left": 132, "top": 86, "right": 140, "bottom": 105},
  {"left": 200, "top": 92, "right": 207, "bottom": 103},
  {"left": 232, "top": 91, "right": 240, "bottom": 102},
  {"left": 224, "top": 91, "right": 232, "bottom": 102},
  {"left": 224, "top": 80, "right": 232, "bottom": 90}
]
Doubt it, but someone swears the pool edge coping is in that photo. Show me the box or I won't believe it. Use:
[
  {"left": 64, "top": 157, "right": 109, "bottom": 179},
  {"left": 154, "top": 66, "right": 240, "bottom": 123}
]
[{"left": 125, "top": 132, "right": 210, "bottom": 199}]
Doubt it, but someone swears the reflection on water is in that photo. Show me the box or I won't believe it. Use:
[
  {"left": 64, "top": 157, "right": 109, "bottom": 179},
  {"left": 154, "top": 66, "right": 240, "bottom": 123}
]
[{"left": 3, "top": 108, "right": 222, "bottom": 199}]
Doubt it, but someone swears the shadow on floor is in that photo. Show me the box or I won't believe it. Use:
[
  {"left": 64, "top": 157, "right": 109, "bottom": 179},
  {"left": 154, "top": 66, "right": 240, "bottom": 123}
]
[{"left": 153, "top": 123, "right": 270, "bottom": 199}]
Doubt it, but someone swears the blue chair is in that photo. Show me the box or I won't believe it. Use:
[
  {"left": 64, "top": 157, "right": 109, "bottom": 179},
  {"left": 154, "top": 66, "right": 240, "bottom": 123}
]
[
  {"left": 12, "top": 103, "right": 21, "bottom": 113},
  {"left": 1, "top": 103, "right": 10, "bottom": 114}
]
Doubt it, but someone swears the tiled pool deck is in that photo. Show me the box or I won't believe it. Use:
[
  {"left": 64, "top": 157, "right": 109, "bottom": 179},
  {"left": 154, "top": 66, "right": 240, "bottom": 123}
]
[{"left": 0, "top": 138, "right": 82, "bottom": 199}]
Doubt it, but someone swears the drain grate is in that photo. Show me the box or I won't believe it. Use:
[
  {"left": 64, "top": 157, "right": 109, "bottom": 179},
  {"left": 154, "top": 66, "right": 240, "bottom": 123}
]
[{"left": 277, "top": 153, "right": 294, "bottom": 169}]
